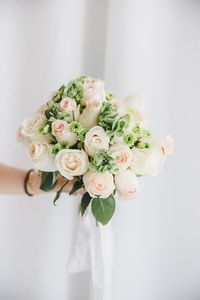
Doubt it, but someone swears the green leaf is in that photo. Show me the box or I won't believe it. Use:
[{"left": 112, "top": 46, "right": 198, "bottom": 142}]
[
  {"left": 69, "top": 179, "right": 83, "bottom": 195},
  {"left": 40, "top": 171, "right": 58, "bottom": 191},
  {"left": 91, "top": 194, "right": 116, "bottom": 225},
  {"left": 80, "top": 192, "right": 92, "bottom": 216},
  {"left": 53, "top": 182, "right": 68, "bottom": 206}
]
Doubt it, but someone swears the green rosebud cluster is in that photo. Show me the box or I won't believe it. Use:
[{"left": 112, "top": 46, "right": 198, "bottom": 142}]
[
  {"left": 124, "top": 132, "right": 137, "bottom": 147},
  {"left": 70, "top": 121, "right": 88, "bottom": 142},
  {"left": 90, "top": 150, "right": 119, "bottom": 173},
  {"left": 131, "top": 124, "right": 152, "bottom": 149},
  {"left": 106, "top": 91, "right": 114, "bottom": 100},
  {"left": 52, "top": 141, "right": 70, "bottom": 155}
]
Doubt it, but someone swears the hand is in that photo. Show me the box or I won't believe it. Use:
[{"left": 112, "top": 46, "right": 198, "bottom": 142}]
[{"left": 28, "top": 171, "right": 86, "bottom": 196}]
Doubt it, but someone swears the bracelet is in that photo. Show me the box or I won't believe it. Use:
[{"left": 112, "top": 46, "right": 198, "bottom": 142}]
[{"left": 24, "top": 169, "right": 34, "bottom": 197}]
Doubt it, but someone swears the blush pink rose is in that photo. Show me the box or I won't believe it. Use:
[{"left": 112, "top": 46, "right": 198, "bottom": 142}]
[
  {"left": 59, "top": 97, "right": 77, "bottom": 113},
  {"left": 83, "top": 170, "right": 115, "bottom": 198},
  {"left": 51, "top": 120, "right": 77, "bottom": 145}
]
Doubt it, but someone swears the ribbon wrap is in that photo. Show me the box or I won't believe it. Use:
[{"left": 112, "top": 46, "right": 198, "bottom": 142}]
[{"left": 68, "top": 207, "right": 114, "bottom": 300}]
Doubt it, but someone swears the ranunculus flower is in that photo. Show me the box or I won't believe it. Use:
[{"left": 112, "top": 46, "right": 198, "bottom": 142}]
[
  {"left": 51, "top": 120, "right": 77, "bottom": 145},
  {"left": 22, "top": 113, "right": 46, "bottom": 138},
  {"left": 28, "top": 142, "right": 57, "bottom": 172},
  {"left": 79, "top": 100, "right": 101, "bottom": 129},
  {"left": 115, "top": 169, "right": 139, "bottom": 200},
  {"left": 83, "top": 170, "right": 115, "bottom": 198},
  {"left": 84, "top": 126, "right": 110, "bottom": 157},
  {"left": 55, "top": 149, "right": 89, "bottom": 180},
  {"left": 81, "top": 79, "right": 106, "bottom": 106},
  {"left": 59, "top": 97, "right": 77, "bottom": 113},
  {"left": 130, "top": 147, "right": 166, "bottom": 176},
  {"left": 109, "top": 143, "right": 133, "bottom": 173},
  {"left": 155, "top": 135, "right": 174, "bottom": 156}
]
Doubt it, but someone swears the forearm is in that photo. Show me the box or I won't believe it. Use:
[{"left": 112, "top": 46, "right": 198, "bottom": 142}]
[{"left": 0, "top": 164, "right": 27, "bottom": 195}]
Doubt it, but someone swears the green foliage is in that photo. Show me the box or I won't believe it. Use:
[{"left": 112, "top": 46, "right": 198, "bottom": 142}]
[
  {"left": 69, "top": 178, "right": 84, "bottom": 195},
  {"left": 80, "top": 192, "right": 92, "bottom": 216},
  {"left": 99, "top": 102, "right": 130, "bottom": 142},
  {"left": 91, "top": 194, "right": 116, "bottom": 225},
  {"left": 40, "top": 171, "right": 59, "bottom": 191},
  {"left": 52, "top": 85, "right": 65, "bottom": 102},
  {"left": 70, "top": 121, "right": 88, "bottom": 142},
  {"left": 63, "top": 79, "right": 84, "bottom": 103},
  {"left": 98, "top": 101, "right": 118, "bottom": 133},
  {"left": 90, "top": 150, "right": 118, "bottom": 173},
  {"left": 53, "top": 181, "right": 68, "bottom": 206},
  {"left": 45, "top": 105, "right": 70, "bottom": 122}
]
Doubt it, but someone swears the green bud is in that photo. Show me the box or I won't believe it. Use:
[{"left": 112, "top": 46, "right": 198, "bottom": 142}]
[
  {"left": 40, "top": 124, "right": 51, "bottom": 135},
  {"left": 124, "top": 132, "right": 136, "bottom": 147},
  {"left": 106, "top": 92, "right": 114, "bottom": 100}
]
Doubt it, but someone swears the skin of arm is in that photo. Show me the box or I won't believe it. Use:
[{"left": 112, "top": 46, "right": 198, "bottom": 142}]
[{"left": 0, "top": 164, "right": 78, "bottom": 196}]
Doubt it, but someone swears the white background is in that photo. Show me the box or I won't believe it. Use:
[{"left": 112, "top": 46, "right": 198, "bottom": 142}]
[{"left": 0, "top": 0, "right": 200, "bottom": 300}]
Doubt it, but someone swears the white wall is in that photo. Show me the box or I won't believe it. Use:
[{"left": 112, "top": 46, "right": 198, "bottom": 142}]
[
  {"left": 0, "top": 1, "right": 200, "bottom": 300},
  {"left": 105, "top": 1, "right": 200, "bottom": 300},
  {"left": 0, "top": 1, "right": 106, "bottom": 300}
]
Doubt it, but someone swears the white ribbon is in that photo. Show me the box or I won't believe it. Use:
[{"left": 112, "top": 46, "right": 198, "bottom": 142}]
[{"left": 68, "top": 207, "right": 114, "bottom": 300}]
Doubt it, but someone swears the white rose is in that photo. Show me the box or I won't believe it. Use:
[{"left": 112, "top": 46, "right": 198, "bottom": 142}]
[
  {"left": 83, "top": 170, "right": 115, "bottom": 198},
  {"left": 155, "top": 135, "right": 174, "bottom": 156},
  {"left": 123, "top": 94, "right": 148, "bottom": 128},
  {"left": 59, "top": 97, "right": 77, "bottom": 113},
  {"left": 79, "top": 100, "right": 101, "bottom": 129},
  {"left": 115, "top": 169, "right": 139, "bottom": 200},
  {"left": 16, "top": 127, "right": 31, "bottom": 147},
  {"left": 28, "top": 142, "right": 57, "bottom": 172},
  {"left": 22, "top": 113, "right": 46, "bottom": 138},
  {"left": 84, "top": 126, "right": 110, "bottom": 157},
  {"left": 37, "top": 104, "right": 48, "bottom": 114},
  {"left": 123, "top": 93, "right": 144, "bottom": 111},
  {"left": 81, "top": 79, "right": 106, "bottom": 106},
  {"left": 109, "top": 143, "right": 133, "bottom": 173},
  {"left": 51, "top": 120, "right": 77, "bottom": 145},
  {"left": 130, "top": 147, "right": 166, "bottom": 176},
  {"left": 55, "top": 149, "right": 89, "bottom": 180}
]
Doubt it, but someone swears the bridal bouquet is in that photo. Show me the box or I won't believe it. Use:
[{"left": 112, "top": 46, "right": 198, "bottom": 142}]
[{"left": 17, "top": 76, "right": 174, "bottom": 225}]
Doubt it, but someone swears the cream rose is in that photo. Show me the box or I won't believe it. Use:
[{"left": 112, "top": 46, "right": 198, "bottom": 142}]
[
  {"left": 51, "top": 120, "right": 77, "bottom": 145},
  {"left": 109, "top": 143, "right": 133, "bottom": 173},
  {"left": 59, "top": 97, "right": 77, "bottom": 113},
  {"left": 123, "top": 93, "right": 144, "bottom": 111},
  {"left": 84, "top": 126, "right": 110, "bottom": 157},
  {"left": 55, "top": 149, "right": 89, "bottom": 180},
  {"left": 22, "top": 113, "right": 46, "bottom": 138},
  {"left": 79, "top": 100, "right": 101, "bottom": 129},
  {"left": 123, "top": 94, "right": 148, "bottom": 128},
  {"left": 115, "top": 169, "right": 139, "bottom": 200},
  {"left": 83, "top": 170, "right": 115, "bottom": 198},
  {"left": 130, "top": 147, "right": 166, "bottom": 176},
  {"left": 81, "top": 79, "right": 106, "bottom": 106},
  {"left": 155, "top": 135, "right": 174, "bottom": 156},
  {"left": 28, "top": 142, "right": 57, "bottom": 172}
]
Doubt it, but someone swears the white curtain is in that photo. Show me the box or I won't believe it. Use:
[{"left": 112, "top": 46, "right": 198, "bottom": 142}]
[{"left": 0, "top": 1, "right": 200, "bottom": 300}]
